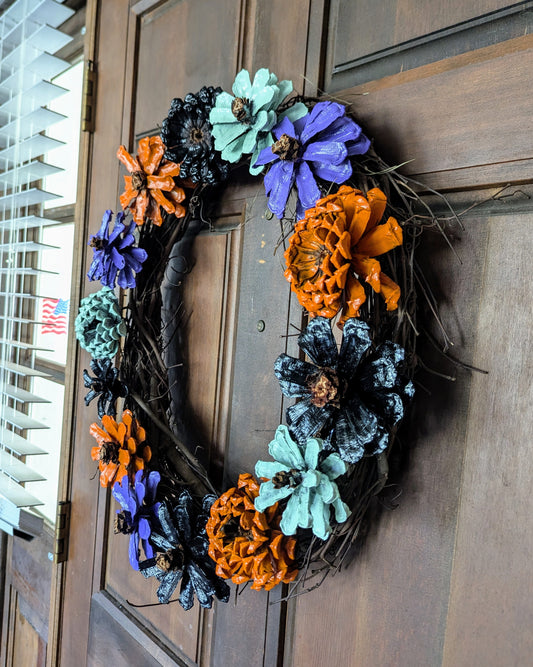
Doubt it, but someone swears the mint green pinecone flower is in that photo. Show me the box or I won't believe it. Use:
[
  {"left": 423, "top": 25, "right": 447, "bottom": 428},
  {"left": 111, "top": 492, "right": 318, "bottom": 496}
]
[
  {"left": 75, "top": 287, "right": 126, "bottom": 359},
  {"left": 209, "top": 68, "right": 307, "bottom": 175},
  {"left": 254, "top": 425, "right": 350, "bottom": 540}
]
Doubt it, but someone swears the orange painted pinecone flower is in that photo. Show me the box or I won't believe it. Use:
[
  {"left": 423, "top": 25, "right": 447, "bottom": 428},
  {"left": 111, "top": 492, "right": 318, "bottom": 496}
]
[
  {"left": 117, "top": 136, "right": 186, "bottom": 226},
  {"left": 284, "top": 185, "right": 403, "bottom": 323},
  {"left": 206, "top": 473, "right": 298, "bottom": 591},
  {"left": 90, "top": 410, "right": 152, "bottom": 487}
]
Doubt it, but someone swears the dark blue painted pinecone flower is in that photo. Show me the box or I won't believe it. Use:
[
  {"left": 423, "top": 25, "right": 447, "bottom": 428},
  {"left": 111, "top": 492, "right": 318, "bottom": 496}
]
[
  {"left": 139, "top": 492, "right": 230, "bottom": 610},
  {"left": 274, "top": 317, "right": 414, "bottom": 464}
]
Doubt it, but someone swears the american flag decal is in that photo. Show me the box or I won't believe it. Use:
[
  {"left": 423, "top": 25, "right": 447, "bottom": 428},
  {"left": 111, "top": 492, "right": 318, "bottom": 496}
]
[{"left": 41, "top": 298, "right": 69, "bottom": 334}]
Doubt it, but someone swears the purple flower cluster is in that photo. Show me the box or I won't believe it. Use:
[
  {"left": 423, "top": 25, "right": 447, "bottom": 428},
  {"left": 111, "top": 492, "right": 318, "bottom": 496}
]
[
  {"left": 87, "top": 210, "right": 148, "bottom": 289},
  {"left": 112, "top": 469, "right": 161, "bottom": 570},
  {"left": 255, "top": 101, "right": 371, "bottom": 219}
]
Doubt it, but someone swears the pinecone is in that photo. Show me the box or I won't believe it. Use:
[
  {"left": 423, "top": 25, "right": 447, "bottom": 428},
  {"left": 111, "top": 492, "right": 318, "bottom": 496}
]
[{"left": 161, "top": 86, "right": 229, "bottom": 185}]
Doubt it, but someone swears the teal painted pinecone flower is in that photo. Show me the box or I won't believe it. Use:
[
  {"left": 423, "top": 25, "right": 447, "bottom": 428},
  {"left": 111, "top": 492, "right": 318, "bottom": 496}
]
[
  {"left": 209, "top": 68, "right": 307, "bottom": 175},
  {"left": 254, "top": 425, "right": 350, "bottom": 540},
  {"left": 75, "top": 287, "right": 126, "bottom": 359}
]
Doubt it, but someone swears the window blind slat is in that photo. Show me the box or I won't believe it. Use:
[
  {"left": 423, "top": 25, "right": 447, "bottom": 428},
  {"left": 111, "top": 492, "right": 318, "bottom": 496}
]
[
  {"left": 0, "top": 360, "right": 51, "bottom": 378},
  {"left": 0, "top": 427, "right": 46, "bottom": 456},
  {"left": 1, "top": 406, "right": 48, "bottom": 430},
  {"left": 0, "top": 80, "right": 68, "bottom": 118},
  {"left": 0, "top": 513, "right": 43, "bottom": 538},
  {"left": 0, "top": 0, "right": 74, "bottom": 30},
  {"left": 0, "top": 214, "right": 64, "bottom": 230},
  {"left": 0, "top": 452, "right": 45, "bottom": 482},
  {"left": 0, "top": 475, "right": 43, "bottom": 507},
  {"left": 0, "top": 338, "right": 53, "bottom": 352},
  {"left": 0, "top": 106, "right": 66, "bottom": 143},
  {"left": 0, "top": 135, "right": 65, "bottom": 167},
  {"left": 0, "top": 187, "right": 60, "bottom": 209},
  {"left": 0, "top": 268, "right": 59, "bottom": 276},
  {"left": 4, "top": 384, "right": 52, "bottom": 403},
  {"left": 0, "top": 315, "right": 58, "bottom": 324},
  {"left": 2, "top": 25, "right": 72, "bottom": 67},
  {"left": 0, "top": 161, "right": 62, "bottom": 187},
  {"left": 0, "top": 53, "right": 70, "bottom": 94},
  {"left": 0, "top": 240, "right": 58, "bottom": 252}
]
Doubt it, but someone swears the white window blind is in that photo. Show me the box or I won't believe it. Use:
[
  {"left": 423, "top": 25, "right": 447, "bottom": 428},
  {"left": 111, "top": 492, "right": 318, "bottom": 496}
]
[{"left": 0, "top": 0, "right": 74, "bottom": 538}]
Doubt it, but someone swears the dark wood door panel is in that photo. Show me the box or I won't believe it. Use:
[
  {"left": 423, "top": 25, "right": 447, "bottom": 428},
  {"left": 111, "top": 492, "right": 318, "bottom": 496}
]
[
  {"left": 336, "top": 36, "right": 533, "bottom": 190},
  {"left": 326, "top": 0, "right": 533, "bottom": 89},
  {"left": 134, "top": 0, "right": 243, "bottom": 135},
  {"left": 285, "top": 5, "right": 533, "bottom": 664},
  {"left": 209, "top": 195, "right": 296, "bottom": 667},
  {"left": 333, "top": 0, "right": 518, "bottom": 62},
  {"left": 60, "top": 1, "right": 132, "bottom": 663},
  {"left": 88, "top": 591, "right": 184, "bottom": 667},
  {"left": 60, "top": 0, "right": 314, "bottom": 660},
  {"left": 12, "top": 599, "right": 46, "bottom": 667},
  {"left": 1, "top": 528, "right": 53, "bottom": 667},
  {"left": 441, "top": 210, "right": 533, "bottom": 666}
]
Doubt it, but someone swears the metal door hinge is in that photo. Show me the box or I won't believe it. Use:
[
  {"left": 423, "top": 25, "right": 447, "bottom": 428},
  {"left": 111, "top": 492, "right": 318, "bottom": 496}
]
[
  {"left": 53, "top": 500, "right": 71, "bottom": 564},
  {"left": 82, "top": 60, "right": 97, "bottom": 133}
]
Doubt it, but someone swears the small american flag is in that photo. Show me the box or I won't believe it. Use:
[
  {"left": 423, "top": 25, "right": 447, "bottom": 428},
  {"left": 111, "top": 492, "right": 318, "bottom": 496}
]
[{"left": 41, "top": 298, "right": 69, "bottom": 334}]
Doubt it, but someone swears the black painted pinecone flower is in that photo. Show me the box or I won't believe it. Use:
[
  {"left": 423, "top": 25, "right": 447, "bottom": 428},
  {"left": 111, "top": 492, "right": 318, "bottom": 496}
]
[
  {"left": 161, "top": 86, "right": 229, "bottom": 186},
  {"left": 83, "top": 358, "right": 128, "bottom": 419}
]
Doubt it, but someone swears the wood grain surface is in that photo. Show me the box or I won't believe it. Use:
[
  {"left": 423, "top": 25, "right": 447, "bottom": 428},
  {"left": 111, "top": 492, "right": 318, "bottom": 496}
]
[
  {"left": 57, "top": 1, "right": 533, "bottom": 665},
  {"left": 332, "top": 0, "right": 516, "bottom": 63}
]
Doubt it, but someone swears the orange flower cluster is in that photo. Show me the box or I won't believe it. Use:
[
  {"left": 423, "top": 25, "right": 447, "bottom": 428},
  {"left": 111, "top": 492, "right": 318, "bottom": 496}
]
[
  {"left": 117, "top": 136, "right": 186, "bottom": 226},
  {"left": 206, "top": 473, "right": 298, "bottom": 591},
  {"left": 90, "top": 410, "right": 151, "bottom": 487},
  {"left": 284, "top": 185, "right": 403, "bottom": 323}
]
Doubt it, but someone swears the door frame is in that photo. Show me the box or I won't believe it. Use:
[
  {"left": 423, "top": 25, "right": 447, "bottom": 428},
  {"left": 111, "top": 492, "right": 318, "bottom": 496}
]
[{"left": 46, "top": 1, "right": 99, "bottom": 665}]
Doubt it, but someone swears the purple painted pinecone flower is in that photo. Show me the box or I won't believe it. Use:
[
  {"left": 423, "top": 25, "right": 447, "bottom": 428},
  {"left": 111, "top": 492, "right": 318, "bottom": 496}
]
[
  {"left": 87, "top": 210, "right": 148, "bottom": 289},
  {"left": 112, "top": 469, "right": 161, "bottom": 570},
  {"left": 254, "top": 101, "right": 371, "bottom": 219}
]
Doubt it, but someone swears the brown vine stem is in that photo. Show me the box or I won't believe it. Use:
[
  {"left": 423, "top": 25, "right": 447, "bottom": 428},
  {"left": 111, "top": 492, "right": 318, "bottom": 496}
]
[
  {"left": 130, "top": 392, "right": 215, "bottom": 496},
  {"left": 128, "top": 303, "right": 167, "bottom": 377}
]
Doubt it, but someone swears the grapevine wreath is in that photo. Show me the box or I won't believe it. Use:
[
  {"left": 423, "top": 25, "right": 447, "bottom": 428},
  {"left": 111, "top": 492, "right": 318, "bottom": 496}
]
[{"left": 76, "top": 68, "right": 463, "bottom": 610}]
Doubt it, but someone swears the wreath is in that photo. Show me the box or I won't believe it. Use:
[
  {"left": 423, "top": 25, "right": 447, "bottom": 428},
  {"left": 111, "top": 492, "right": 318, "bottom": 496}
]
[{"left": 76, "top": 68, "right": 460, "bottom": 610}]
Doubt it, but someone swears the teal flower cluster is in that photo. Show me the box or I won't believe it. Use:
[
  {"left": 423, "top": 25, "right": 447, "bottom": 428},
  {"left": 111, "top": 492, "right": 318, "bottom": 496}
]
[
  {"left": 209, "top": 68, "right": 307, "bottom": 175},
  {"left": 75, "top": 287, "right": 126, "bottom": 359},
  {"left": 254, "top": 425, "right": 350, "bottom": 540}
]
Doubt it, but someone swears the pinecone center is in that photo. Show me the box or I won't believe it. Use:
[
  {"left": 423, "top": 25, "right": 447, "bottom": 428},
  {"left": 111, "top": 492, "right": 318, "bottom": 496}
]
[
  {"left": 272, "top": 469, "right": 302, "bottom": 489},
  {"left": 100, "top": 440, "right": 120, "bottom": 464},
  {"left": 131, "top": 170, "right": 147, "bottom": 191},
  {"left": 190, "top": 127, "right": 205, "bottom": 144},
  {"left": 90, "top": 237, "right": 105, "bottom": 250},
  {"left": 114, "top": 510, "right": 133, "bottom": 535},
  {"left": 156, "top": 546, "right": 184, "bottom": 572},
  {"left": 231, "top": 97, "right": 251, "bottom": 123},
  {"left": 271, "top": 133, "right": 300, "bottom": 161},
  {"left": 307, "top": 368, "right": 340, "bottom": 408},
  {"left": 220, "top": 515, "right": 255, "bottom": 542}
]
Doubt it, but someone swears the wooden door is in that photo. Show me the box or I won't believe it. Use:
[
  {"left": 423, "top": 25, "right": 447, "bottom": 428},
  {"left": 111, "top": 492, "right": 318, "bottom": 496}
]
[
  {"left": 0, "top": 528, "right": 53, "bottom": 667},
  {"left": 58, "top": 1, "right": 533, "bottom": 665}
]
